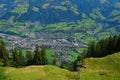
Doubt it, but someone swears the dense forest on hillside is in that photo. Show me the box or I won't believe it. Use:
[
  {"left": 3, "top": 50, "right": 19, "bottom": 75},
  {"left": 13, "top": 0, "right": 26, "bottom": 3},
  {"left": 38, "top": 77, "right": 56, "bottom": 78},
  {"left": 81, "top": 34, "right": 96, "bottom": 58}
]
[
  {"left": 0, "top": 0, "right": 120, "bottom": 44},
  {"left": 85, "top": 34, "right": 120, "bottom": 57},
  {"left": 0, "top": 41, "right": 47, "bottom": 67}
]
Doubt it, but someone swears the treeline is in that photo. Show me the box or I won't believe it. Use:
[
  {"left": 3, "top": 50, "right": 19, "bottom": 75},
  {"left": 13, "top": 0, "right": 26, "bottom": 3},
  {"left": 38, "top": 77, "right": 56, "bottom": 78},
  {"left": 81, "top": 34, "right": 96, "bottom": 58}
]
[
  {"left": 85, "top": 34, "right": 120, "bottom": 57},
  {"left": 0, "top": 41, "right": 47, "bottom": 67}
]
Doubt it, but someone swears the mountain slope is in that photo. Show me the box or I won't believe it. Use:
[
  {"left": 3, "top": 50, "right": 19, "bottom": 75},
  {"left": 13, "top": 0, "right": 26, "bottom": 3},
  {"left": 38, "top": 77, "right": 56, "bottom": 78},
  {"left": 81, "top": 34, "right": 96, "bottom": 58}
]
[
  {"left": 82, "top": 52, "right": 120, "bottom": 80},
  {"left": 5, "top": 52, "right": 120, "bottom": 80},
  {"left": 0, "top": 0, "right": 120, "bottom": 63},
  {"left": 0, "top": 0, "right": 120, "bottom": 42},
  {"left": 5, "top": 65, "right": 71, "bottom": 80},
  {"left": 0, "top": 0, "right": 120, "bottom": 24}
]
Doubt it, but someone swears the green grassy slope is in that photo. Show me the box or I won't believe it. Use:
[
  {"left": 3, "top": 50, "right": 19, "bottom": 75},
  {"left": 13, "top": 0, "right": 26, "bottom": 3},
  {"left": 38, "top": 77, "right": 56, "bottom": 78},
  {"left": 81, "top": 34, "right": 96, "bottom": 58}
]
[
  {"left": 4, "top": 52, "right": 120, "bottom": 80},
  {"left": 5, "top": 65, "right": 72, "bottom": 80},
  {"left": 0, "top": 62, "right": 6, "bottom": 80},
  {"left": 0, "top": 67, "right": 5, "bottom": 80},
  {"left": 81, "top": 52, "right": 120, "bottom": 80}
]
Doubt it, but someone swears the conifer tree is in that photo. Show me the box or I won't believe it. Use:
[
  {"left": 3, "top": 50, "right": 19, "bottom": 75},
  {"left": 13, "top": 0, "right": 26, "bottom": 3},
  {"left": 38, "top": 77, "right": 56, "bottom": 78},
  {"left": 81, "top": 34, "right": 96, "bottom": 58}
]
[
  {"left": 18, "top": 50, "right": 24, "bottom": 67},
  {"left": 40, "top": 45, "right": 47, "bottom": 65},
  {"left": 107, "top": 36, "right": 113, "bottom": 54},
  {"left": 96, "top": 43, "right": 101, "bottom": 57},
  {"left": 88, "top": 42, "right": 96, "bottom": 57},
  {"left": 52, "top": 58, "right": 57, "bottom": 65},
  {"left": 26, "top": 50, "right": 33, "bottom": 65},
  {"left": 117, "top": 34, "right": 120, "bottom": 51},
  {"left": 73, "top": 55, "right": 83, "bottom": 71},
  {"left": 33, "top": 45, "right": 48, "bottom": 65},
  {"left": 113, "top": 35, "right": 118, "bottom": 52},
  {"left": 12, "top": 48, "right": 19, "bottom": 67},
  {"left": 86, "top": 34, "right": 120, "bottom": 57},
  {"left": 0, "top": 41, "right": 9, "bottom": 66},
  {"left": 33, "top": 45, "right": 42, "bottom": 65},
  {"left": 12, "top": 48, "right": 25, "bottom": 67}
]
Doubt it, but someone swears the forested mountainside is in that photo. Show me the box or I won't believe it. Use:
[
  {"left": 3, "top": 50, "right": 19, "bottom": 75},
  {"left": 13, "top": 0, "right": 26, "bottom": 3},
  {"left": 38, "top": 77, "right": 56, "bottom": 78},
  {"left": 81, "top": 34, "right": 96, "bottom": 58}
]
[
  {"left": 0, "top": 0, "right": 120, "bottom": 37},
  {"left": 0, "top": 0, "right": 120, "bottom": 66},
  {"left": 0, "top": 0, "right": 120, "bottom": 39},
  {"left": 0, "top": 0, "right": 120, "bottom": 24}
]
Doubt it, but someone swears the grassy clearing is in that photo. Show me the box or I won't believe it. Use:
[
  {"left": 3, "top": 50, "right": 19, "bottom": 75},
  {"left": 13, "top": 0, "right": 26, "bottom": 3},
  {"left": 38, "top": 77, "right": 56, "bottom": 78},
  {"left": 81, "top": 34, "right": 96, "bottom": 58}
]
[
  {"left": 5, "top": 65, "right": 73, "bottom": 80},
  {"left": 4, "top": 52, "right": 120, "bottom": 80},
  {"left": 12, "top": 4, "right": 29, "bottom": 14},
  {"left": 0, "top": 62, "right": 6, "bottom": 80},
  {"left": 65, "top": 50, "right": 79, "bottom": 61},
  {"left": 81, "top": 52, "right": 120, "bottom": 80},
  {"left": 46, "top": 49, "right": 56, "bottom": 60},
  {"left": 0, "top": 66, "right": 4, "bottom": 80}
]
